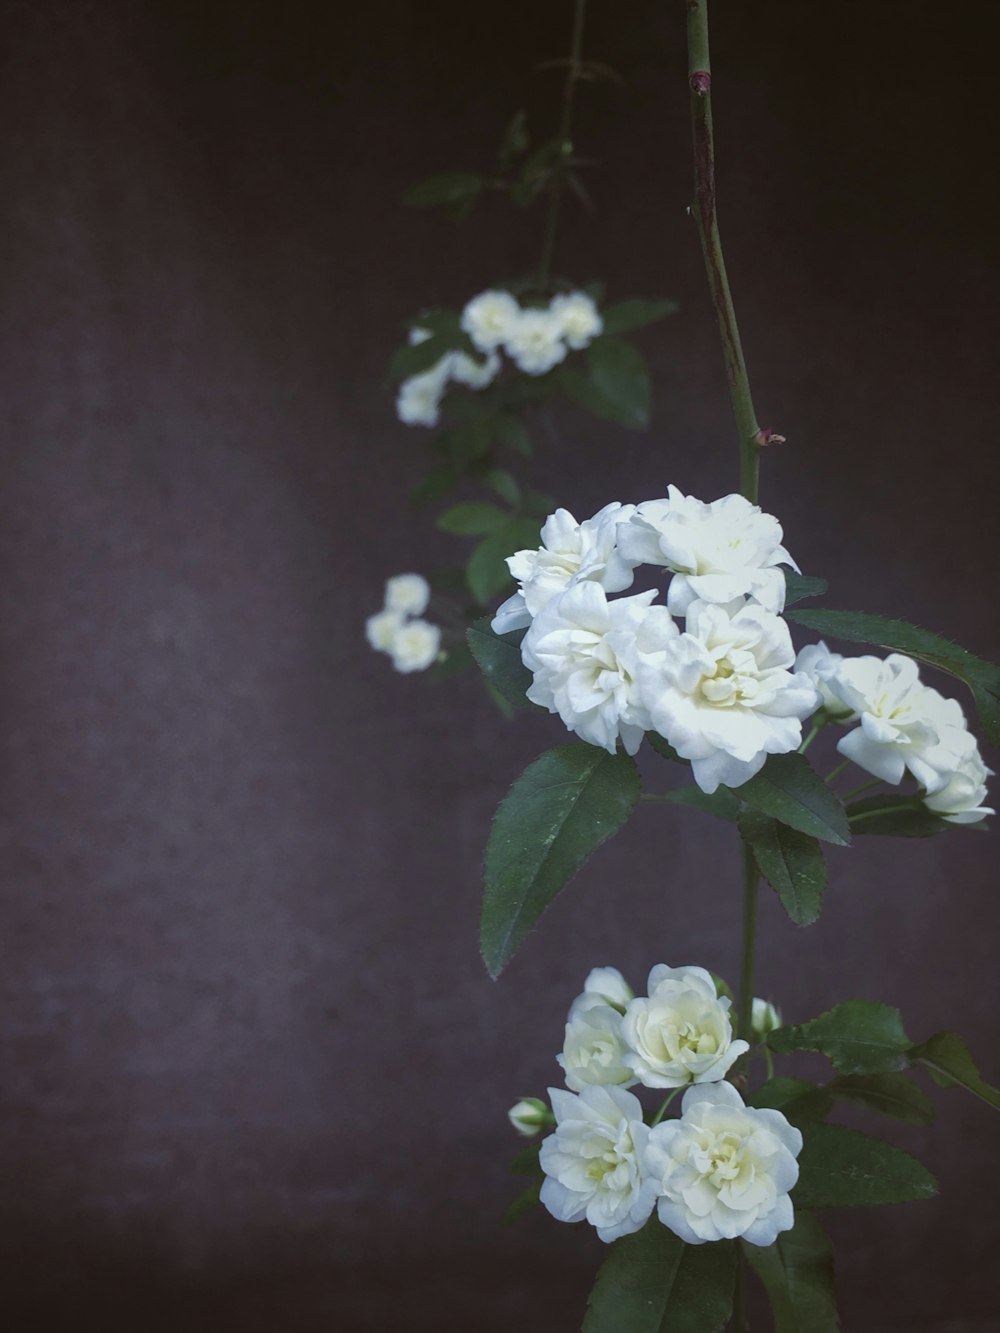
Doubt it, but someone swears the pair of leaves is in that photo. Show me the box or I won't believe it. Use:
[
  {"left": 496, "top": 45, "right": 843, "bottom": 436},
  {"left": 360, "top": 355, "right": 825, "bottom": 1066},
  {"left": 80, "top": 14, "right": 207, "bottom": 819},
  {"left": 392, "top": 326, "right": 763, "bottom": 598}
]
[{"left": 558, "top": 336, "right": 651, "bottom": 429}]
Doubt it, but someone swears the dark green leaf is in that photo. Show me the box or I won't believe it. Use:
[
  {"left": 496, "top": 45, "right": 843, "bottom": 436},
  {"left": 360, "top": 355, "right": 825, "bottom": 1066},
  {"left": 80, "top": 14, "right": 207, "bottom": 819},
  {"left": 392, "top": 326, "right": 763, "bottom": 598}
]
[
  {"left": 847, "top": 794, "right": 950, "bottom": 838},
  {"left": 467, "top": 618, "right": 536, "bottom": 711},
  {"left": 411, "top": 308, "right": 464, "bottom": 340},
  {"left": 484, "top": 679, "right": 514, "bottom": 718},
  {"left": 482, "top": 746, "right": 640, "bottom": 976},
  {"left": 656, "top": 786, "right": 740, "bottom": 822},
  {"left": 768, "top": 1000, "right": 911, "bottom": 1075},
  {"left": 786, "top": 607, "right": 1000, "bottom": 746},
  {"left": 388, "top": 333, "right": 455, "bottom": 381},
  {"left": 428, "top": 642, "right": 473, "bottom": 681},
  {"left": 487, "top": 468, "right": 522, "bottom": 507},
  {"left": 749, "top": 1079, "right": 833, "bottom": 1123},
  {"left": 436, "top": 501, "right": 509, "bottom": 536},
  {"left": 743, "top": 1212, "right": 839, "bottom": 1333},
  {"left": 827, "top": 1073, "right": 935, "bottom": 1125},
  {"left": 524, "top": 488, "right": 556, "bottom": 517},
  {"left": 735, "top": 753, "right": 850, "bottom": 846},
  {"left": 586, "top": 337, "right": 652, "bottom": 429},
  {"left": 583, "top": 1221, "right": 736, "bottom": 1333},
  {"left": 647, "top": 734, "right": 689, "bottom": 765},
  {"left": 449, "top": 418, "right": 493, "bottom": 468},
  {"left": 503, "top": 1180, "right": 541, "bottom": 1225},
  {"left": 783, "top": 573, "right": 829, "bottom": 607},
  {"left": 510, "top": 1143, "right": 542, "bottom": 1176},
  {"left": 600, "top": 298, "right": 679, "bottom": 336},
  {"left": 909, "top": 1030, "right": 1000, "bottom": 1111},
  {"left": 739, "top": 811, "right": 827, "bottom": 926},
  {"left": 409, "top": 461, "right": 459, "bottom": 508},
  {"left": 493, "top": 413, "right": 533, "bottom": 457},
  {"left": 466, "top": 517, "right": 540, "bottom": 605},
  {"left": 404, "top": 171, "right": 484, "bottom": 212},
  {"left": 794, "top": 1122, "right": 937, "bottom": 1208}
]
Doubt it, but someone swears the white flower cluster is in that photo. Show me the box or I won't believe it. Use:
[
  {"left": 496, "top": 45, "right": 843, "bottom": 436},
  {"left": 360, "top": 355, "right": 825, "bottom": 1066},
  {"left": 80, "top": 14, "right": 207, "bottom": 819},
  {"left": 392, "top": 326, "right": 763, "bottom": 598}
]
[
  {"left": 493, "top": 486, "right": 818, "bottom": 793},
  {"left": 528, "top": 965, "right": 801, "bottom": 1246},
  {"left": 395, "top": 288, "right": 603, "bottom": 428},
  {"left": 795, "top": 642, "right": 994, "bottom": 824},
  {"left": 365, "top": 574, "right": 441, "bottom": 673}
]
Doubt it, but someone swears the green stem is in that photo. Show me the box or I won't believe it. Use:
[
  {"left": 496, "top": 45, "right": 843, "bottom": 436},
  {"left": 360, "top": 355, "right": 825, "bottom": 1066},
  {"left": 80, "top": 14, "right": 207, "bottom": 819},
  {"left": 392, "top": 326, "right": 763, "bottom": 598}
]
[
  {"left": 825, "top": 758, "right": 850, "bottom": 783},
  {"left": 798, "top": 720, "right": 823, "bottom": 754},
  {"left": 737, "top": 840, "right": 759, "bottom": 1044},
  {"left": 537, "top": 0, "right": 587, "bottom": 291},
  {"left": 849, "top": 802, "right": 920, "bottom": 825},
  {"left": 841, "top": 776, "right": 884, "bottom": 802},
  {"left": 650, "top": 1087, "right": 682, "bottom": 1126},
  {"left": 685, "top": 0, "right": 761, "bottom": 502}
]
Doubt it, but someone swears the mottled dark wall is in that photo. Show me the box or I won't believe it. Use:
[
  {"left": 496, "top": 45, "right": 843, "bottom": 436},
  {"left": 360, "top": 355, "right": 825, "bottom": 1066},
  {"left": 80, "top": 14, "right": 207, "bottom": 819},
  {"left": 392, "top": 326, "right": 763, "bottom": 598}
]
[{"left": 0, "top": 1, "right": 997, "bottom": 1329}]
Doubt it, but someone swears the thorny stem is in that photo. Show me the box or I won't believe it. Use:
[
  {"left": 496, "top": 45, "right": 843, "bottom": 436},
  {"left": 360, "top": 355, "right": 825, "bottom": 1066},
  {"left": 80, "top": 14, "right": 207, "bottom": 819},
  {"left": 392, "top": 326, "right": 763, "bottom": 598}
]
[{"left": 537, "top": 0, "right": 588, "bottom": 290}]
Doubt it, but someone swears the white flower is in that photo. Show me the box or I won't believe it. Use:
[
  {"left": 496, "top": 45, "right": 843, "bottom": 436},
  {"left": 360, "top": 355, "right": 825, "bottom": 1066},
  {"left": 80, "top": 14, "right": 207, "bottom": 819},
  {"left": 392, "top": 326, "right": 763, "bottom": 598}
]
[
  {"left": 449, "top": 349, "right": 501, "bottom": 389},
  {"left": 461, "top": 289, "right": 521, "bottom": 351},
  {"left": 504, "top": 308, "right": 568, "bottom": 376},
  {"left": 365, "top": 608, "right": 403, "bottom": 653},
  {"left": 579, "top": 965, "right": 634, "bottom": 1013},
  {"left": 643, "top": 1081, "right": 801, "bottom": 1246},
  {"left": 618, "top": 486, "right": 797, "bottom": 615},
  {"left": 549, "top": 291, "right": 603, "bottom": 349},
  {"left": 396, "top": 360, "right": 450, "bottom": 427},
  {"left": 508, "top": 1098, "right": 551, "bottom": 1137},
  {"left": 407, "top": 326, "right": 433, "bottom": 346},
  {"left": 924, "top": 742, "right": 994, "bottom": 824},
  {"left": 491, "top": 503, "right": 638, "bottom": 635},
  {"left": 794, "top": 641, "right": 855, "bottom": 720},
  {"left": 539, "top": 1085, "right": 656, "bottom": 1243},
  {"left": 389, "top": 619, "right": 441, "bottom": 673},
  {"left": 751, "top": 998, "right": 782, "bottom": 1040},
  {"left": 639, "top": 600, "right": 819, "bottom": 794},
  {"left": 522, "top": 582, "right": 678, "bottom": 756},
  {"left": 384, "top": 573, "right": 430, "bottom": 617},
  {"left": 558, "top": 1001, "right": 637, "bottom": 1092},
  {"left": 621, "top": 965, "right": 748, "bottom": 1089}
]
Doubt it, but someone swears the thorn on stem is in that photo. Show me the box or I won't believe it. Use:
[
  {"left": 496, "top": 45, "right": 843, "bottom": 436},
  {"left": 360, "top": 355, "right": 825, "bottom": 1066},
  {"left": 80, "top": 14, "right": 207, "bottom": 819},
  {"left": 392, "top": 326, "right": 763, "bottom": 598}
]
[
  {"left": 753, "top": 428, "right": 787, "bottom": 447},
  {"left": 689, "top": 70, "right": 711, "bottom": 96}
]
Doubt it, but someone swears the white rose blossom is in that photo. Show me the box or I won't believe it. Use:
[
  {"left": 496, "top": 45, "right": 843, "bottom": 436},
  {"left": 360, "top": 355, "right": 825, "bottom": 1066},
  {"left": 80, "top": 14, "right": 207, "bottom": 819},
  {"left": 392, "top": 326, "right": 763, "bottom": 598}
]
[
  {"left": 491, "top": 503, "right": 639, "bottom": 635},
  {"left": 643, "top": 1081, "right": 802, "bottom": 1246},
  {"left": 621, "top": 965, "right": 748, "bottom": 1088},
  {"left": 618, "top": 486, "right": 797, "bottom": 616},
  {"left": 460, "top": 289, "right": 522, "bottom": 351},
  {"left": 549, "top": 291, "right": 603, "bottom": 349},
  {"left": 389, "top": 619, "right": 441, "bottom": 673},
  {"left": 539, "top": 1085, "right": 656, "bottom": 1243},
  {"left": 924, "top": 742, "right": 994, "bottom": 824},
  {"left": 794, "top": 641, "right": 855, "bottom": 720},
  {"left": 384, "top": 573, "right": 430, "bottom": 617},
  {"left": 522, "top": 582, "right": 678, "bottom": 756},
  {"left": 639, "top": 599, "right": 819, "bottom": 794},
  {"left": 558, "top": 1000, "right": 637, "bottom": 1092},
  {"left": 504, "top": 307, "right": 568, "bottom": 376},
  {"left": 578, "top": 965, "right": 634, "bottom": 1013}
]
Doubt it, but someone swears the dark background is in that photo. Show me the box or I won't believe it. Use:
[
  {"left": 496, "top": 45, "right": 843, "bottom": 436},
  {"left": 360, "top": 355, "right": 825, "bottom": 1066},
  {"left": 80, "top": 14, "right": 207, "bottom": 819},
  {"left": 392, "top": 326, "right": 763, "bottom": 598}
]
[{"left": 1, "top": 1, "right": 998, "bottom": 1329}]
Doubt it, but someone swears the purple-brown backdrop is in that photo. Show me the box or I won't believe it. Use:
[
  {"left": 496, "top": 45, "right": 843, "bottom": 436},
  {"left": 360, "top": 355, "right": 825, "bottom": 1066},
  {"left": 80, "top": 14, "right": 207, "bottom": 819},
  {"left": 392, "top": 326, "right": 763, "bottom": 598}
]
[{"left": 1, "top": 1, "right": 998, "bottom": 1329}]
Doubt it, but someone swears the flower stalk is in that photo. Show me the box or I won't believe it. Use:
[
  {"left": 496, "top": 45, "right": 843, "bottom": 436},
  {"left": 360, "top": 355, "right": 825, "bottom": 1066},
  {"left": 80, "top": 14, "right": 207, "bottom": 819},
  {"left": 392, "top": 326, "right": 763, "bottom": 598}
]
[{"left": 537, "top": 0, "right": 588, "bottom": 291}]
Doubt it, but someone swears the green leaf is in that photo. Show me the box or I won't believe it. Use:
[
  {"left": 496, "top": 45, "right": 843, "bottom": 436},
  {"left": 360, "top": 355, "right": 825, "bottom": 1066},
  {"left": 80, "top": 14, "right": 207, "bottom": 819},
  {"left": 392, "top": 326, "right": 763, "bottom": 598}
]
[
  {"left": 404, "top": 171, "right": 484, "bottom": 214},
  {"left": 794, "top": 1121, "right": 937, "bottom": 1208},
  {"left": 428, "top": 642, "right": 473, "bottom": 681},
  {"left": 436, "top": 501, "right": 509, "bottom": 536},
  {"left": 786, "top": 607, "right": 1000, "bottom": 746},
  {"left": 487, "top": 468, "right": 522, "bottom": 507},
  {"left": 647, "top": 734, "right": 689, "bottom": 765},
  {"left": 484, "top": 679, "right": 514, "bottom": 718},
  {"left": 388, "top": 333, "right": 455, "bottom": 381},
  {"left": 586, "top": 337, "right": 652, "bottom": 429},
  {"left": 524, "top": 488, "right": 556, "bottom": 516},
  {"left": 493, "top": 413, "right": 533, "bottom": 457},
  {"left": 498, "top": 109, "right": 530, "bottom": 168},
  {"left": 583, "top": 1221, "right": 736, "bottom": 1333},
  {"left": 742, "top": 1213, "right": 839, "bottom": 1333},
  {"left": 510, "top": 1143, "right": 542, "bottom": 1176},
  {"left": 827, "top": 1073, "right": 935, "bottom": 1125},
  {"left": 768, "top": 1000, "right": 911, "bottom": 1075},
  {"left": 409, "top": 461, "right": 458, "bottom": 508},
  {"left": 656, "top": 786, "right": 740, "bottom": 822},
  {"left": 503, "top": 1180, "right": 541, "bottom": 1225},
  {"left": 739, "top": 811, "right": 827, "bottom": 926},
  {"left": 600, "top": 298, "right": 679, "bottom": 336},
  {"left": 482, "top": 746, "right": 640, "bottom": 976},
  {"left": 449, "top": 418, "right": 493, "bottom": 468},
  {"left": 465, "top": 517, "right": 540, "bottom": 605},
  {"left": 410, "top": 308, "right": 464, "bottom": 340},
  {"left": 735, "top": 753, "right": 850, "bottom": 846},
  {"left": 467, "top": 618, "right": 536, "bottom": 711},
  {"left": 847, "top": 794, "right": 950, "bottom": 838},
  {"left": 783, "top": 573, "right": 829, "bottom": 607},
  {"left": 909, "top": 1030, "right": 1000, "bottom": 1111},
  {"left": 749, "top": 1078, "right": 833, "bottom": 1123}
]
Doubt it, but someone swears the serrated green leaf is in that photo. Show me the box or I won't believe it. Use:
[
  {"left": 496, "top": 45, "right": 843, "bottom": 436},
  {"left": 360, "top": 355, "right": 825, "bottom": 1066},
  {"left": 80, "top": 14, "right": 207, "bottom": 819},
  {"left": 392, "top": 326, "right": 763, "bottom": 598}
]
[
  {"left": 909, "top": 1030, "right": 1000, "bottom": 1111},
  {"left": 768, "top": 1001, "right": 911, "bottom": 1075},
  {"left": 847, "top": 795, "right": 951, "bottom": 838},
  {"left": 749, "top": 1078, "right": 833, "bottom": 1123},
  {"left": 487, "top": 468, "right": 522, "bottom": 506},
  {"left": 647, "top": 734, "right": 689, "bottom": 765},
  {"left": 743, "top": 1212, "right": 839, "bottom": 1333},
  {"left": 404, "top": 171, "right": 484, "bottom": 211},
  {"left": 503, "top": 1180, "right": 541, "bottom": 1225},
  {"left": 600, "top": 298, "right": 679, "bottom": 336},
  {"left": 655, "top": 785, "right": 740, "bottom": 822},
  {"left": 436, "top": 501, "right": 509, "bottom": 536},
  {"left": 467, "top": 618, "right": 536, "bottom": 711},
  {"left": 739, "top": 811, "right": 826, "bottom": 926},
  {"left": 583, "top": 1221, "right": 736, "bottom": 1333},
  {"left": 794, "top": 1121, "right": 937, "bottom": 1208},
  {"left": 586, "top": 336, "right": 652, "bottom": 429},
  {"left": 783, "top": 573, "right": 829, "bottom": 607},
  {"left": 735, "top": 753, "right": 850, "bottom": 846},
  {"left": 827, "top": 1073, "right": 935, "bottom": 1125},
  {"left": 481, "top": 746, "right": 639, "bottom": 976},
  {"left": 786, "top": 607, "right": 1000, "bottom": 746}
]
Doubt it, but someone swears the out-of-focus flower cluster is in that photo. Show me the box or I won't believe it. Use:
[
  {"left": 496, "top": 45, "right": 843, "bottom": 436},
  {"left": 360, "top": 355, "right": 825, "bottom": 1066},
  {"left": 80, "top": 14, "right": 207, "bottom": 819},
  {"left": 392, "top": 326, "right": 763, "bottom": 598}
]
[
  {"left": 365, "top": 573, "right": 441, "bottom": 673},
  {"left": 396, "top": 288, "right": 603, "bottom": 428}
]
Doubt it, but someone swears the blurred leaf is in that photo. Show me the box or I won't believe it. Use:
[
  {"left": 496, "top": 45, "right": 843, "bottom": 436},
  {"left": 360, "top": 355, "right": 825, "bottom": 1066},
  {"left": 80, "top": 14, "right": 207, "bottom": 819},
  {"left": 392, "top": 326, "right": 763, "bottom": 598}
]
[
  {"left": 510, "top": 1143, "right": 542, "bottom": 1176},
  {"left": 601, "top": 298, "right": 679, "bottom": 336},
  {"left": 436, "top": 501, "right": 509, "bottom": 536},
  {"left": 466, "top": 517, "right": 539, "bottom": 605},
  {"left": 493, "top": 413, "right": 533, "bottom": 458},
  {"left": 487, "top": 469, "right": 522, "bottom": 507},
  {"left": 409, "top": 461, "right": 459, "bottom": 508},
  {"left": 586, "top": 337, "right": 651, "bottom": 429},
  {"left": 467, "top": 619, "right": 535, "bottom": 711},
  {"left": 498, "top": 109, "right": 530, "bottom": 169},
  {"left": 909, "top": 1030, "right": 1000, "bottom": 1111},
  {"left": 405, "top": 171, "right": 484, "bottom": 214},
  {"left": 388, "top": 334, "right": 454, "bottom": 381},
  {"left": 449, "top": 418, "right": 493, "bottom": 468},
  {"left": 735, "top": 754, "right": 850, "bottom": 846},
  {"left": 503, "top": 1181, "right": 541, "bottom": 1225},
  {"left": 739, "top": 811, "right": 827, "bottom": 926},
  {"left": 768, "top": 1000, "right": 911, "bottom": 1075},
  {"left": 794, "top": 1122, "right": 937, "bottom": 1208},
  {"left": 524, "top": 489, "right": 555, "bottom": 517}
]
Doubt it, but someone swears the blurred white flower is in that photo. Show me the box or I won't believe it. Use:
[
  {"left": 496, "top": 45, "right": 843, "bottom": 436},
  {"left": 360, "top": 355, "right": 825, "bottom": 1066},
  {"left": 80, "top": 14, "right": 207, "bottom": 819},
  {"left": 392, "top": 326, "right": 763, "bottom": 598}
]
[
  {"left": 491, "top": 503, "right": 638, "bottom": 636},
  {"left": 558, "top": 1001, "right": 637, "bottom": 1092},
  {"left": 449, "top": 349, "right": 501, "bottom": 389},
  {"left": 549, "top": 291, "right": 603, "bottom": 349},
  {"left": 618, "top": 486, "right": 797, "bottom": 615},
  {"left": 389, "top": 619, "right": 441, "bottom": 673},
  {"left": 643, "top": 1081, "right": 801, "bottom": 1246},
  {"left": 396, "top": 360, "right": 450, "bottom": 427},
  {"left": 461, "top": 289, "right": 521, "bottom": 351},
  {"left": 539, "top": 1085, "right": 656, "bottom": 1243},
  {"left": 639, "top": 600, "right": 819, "bottom": 794},
  {"left": 522, "top": 582, "right": 677, "bottom": 756},
  {"left": 924, "top": 742, "right": 994, "bottom": 824},
  {"left": 407, "top": 326, "right": 433, "bottom": 345},
  {"left": 508, "top": 1097, "right": 551, "bottom": 1137},
  {"left": 621, "top": 964, "right": 748, "bottom": 1088},
  {"left": 384, "top": 573, "right": 431, "bottom": 617},
  {"left": 751, "top": 998, "right": 782, "bottom": 1040},
  {"left": 365, "top": 608, "right": 403, "bottom": 653},
  {"left": 794, "top": 641, "right": 855, "bottom": 720},
  {"left": 504, "top": 308, "right": 568, "bottom": 376}
]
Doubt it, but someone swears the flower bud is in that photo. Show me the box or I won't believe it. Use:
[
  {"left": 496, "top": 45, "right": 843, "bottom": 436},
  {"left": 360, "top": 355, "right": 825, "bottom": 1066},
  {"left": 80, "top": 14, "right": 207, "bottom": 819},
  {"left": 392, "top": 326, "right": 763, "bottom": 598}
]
[
  {"left": 507, "top": 1097, "right": 552, "bottom": 1137},
  {"left": 751, "top": 997, "right": 782, "bottom": 1040}
]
